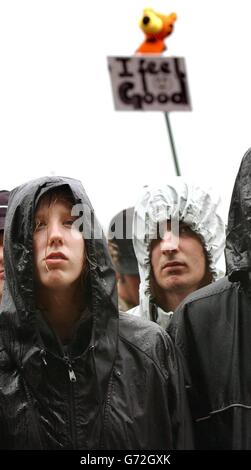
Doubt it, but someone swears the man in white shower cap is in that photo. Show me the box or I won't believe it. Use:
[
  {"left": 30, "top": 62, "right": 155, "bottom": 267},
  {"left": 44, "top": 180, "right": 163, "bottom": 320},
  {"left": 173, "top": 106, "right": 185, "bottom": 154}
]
[{"left": 129, "top": 178, "right": 225, "bottom": 329}]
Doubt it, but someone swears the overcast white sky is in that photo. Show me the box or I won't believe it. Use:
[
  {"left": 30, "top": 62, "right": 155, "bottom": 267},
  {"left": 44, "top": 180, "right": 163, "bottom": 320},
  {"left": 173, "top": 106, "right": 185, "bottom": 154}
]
[{"left": 0, "top": 0, "right": 250, "bottom": 233}]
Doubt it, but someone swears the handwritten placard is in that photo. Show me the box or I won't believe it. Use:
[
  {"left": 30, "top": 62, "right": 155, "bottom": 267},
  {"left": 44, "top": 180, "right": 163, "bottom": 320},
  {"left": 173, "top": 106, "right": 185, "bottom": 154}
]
[{"left": 107, "top": 56, "right": 191, "bottom": 112}]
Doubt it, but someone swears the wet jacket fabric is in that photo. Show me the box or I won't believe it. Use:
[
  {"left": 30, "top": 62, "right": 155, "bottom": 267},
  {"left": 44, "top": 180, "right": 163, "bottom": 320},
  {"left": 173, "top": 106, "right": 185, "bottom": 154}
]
[
  {"left": 129, "top": 180, "right": 225, "bottom": 329},
  {"left": 0, "top": 176, "right": 192, "bottom": 450},
  {"left": 168, "top": 149, "right": 251, "bottom": 449}
]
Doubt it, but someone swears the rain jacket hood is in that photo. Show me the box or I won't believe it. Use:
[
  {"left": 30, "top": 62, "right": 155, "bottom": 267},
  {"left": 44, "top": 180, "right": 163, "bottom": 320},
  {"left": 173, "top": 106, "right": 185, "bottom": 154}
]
[
  {"left": 131, "top": 179, "right": 225, "bottom": 327},
  {"left": 2, "top": 176, "right": 117, "bottom": 321},
  {"left": 226, "top": 148, "right": 251, "bottom": 282}
]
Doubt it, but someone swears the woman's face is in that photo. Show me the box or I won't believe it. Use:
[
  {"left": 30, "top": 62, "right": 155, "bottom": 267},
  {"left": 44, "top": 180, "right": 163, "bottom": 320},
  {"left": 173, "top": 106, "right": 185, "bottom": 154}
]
[{"left": 33, "top": 195, "right": 85, "bottom": 291}]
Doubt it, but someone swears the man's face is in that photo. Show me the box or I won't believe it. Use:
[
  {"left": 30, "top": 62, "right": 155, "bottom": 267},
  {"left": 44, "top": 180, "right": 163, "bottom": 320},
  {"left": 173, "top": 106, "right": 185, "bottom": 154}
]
[
  {"left": 33, "top": 197, "right": 85, "bottom": 291},
  {"left": 150, "top": 221, "right": 210, "bottom": 295},
  {"left": 0, "top": 231, "right": 4, "bottom": 300}
]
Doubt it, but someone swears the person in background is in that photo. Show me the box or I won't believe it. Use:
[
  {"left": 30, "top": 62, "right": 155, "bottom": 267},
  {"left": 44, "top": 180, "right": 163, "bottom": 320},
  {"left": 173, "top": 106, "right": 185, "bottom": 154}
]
[
  {"left": 129, "top": 179, "right": 225, "bottom": 329},
  {"left": 108, "top": 207, "right": 140, "bottom": 311},
  {"left": 168, "top": 149, "right": 251, "bottom": 449},
  {"left": 0, "top": 190, "right": 10, "bottom": 305},
  {"left": 0, "top": 176, "right": 193, "bottom": 449}
]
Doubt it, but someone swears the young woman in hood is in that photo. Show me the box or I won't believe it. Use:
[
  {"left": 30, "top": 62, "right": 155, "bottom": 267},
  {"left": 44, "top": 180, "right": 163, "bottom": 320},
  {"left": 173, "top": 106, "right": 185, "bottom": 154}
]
[{"left": 0, "top": 176, "right": 193, "bottom": 450}]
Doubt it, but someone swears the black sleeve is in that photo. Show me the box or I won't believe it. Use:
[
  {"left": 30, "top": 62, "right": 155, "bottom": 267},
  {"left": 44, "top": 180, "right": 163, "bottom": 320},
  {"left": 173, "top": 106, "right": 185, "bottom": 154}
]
[{"left": 165, "top": 332, "right": 194, "bottom": 449}]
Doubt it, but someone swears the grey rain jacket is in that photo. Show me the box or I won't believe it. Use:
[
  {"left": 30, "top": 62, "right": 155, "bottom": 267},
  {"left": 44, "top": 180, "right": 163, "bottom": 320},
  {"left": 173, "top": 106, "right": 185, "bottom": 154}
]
[
  {"left": 0, "top": 176, "right": 193, "bottom": 450},
  {"left": 129, "top": 180, "right": 225, "bottom": 329},
  {"left": 168, "top": 149, "right": 251, "bottom": 449}
]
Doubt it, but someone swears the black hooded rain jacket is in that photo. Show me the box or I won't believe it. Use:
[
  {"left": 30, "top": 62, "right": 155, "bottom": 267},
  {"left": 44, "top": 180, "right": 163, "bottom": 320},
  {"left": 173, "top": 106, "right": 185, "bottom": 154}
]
[
  {"left": 0, "top": 176, "right": 192, "bottom": 450},
  {"left": 168, "top": 148, "right": 251, "bottom": 449}
]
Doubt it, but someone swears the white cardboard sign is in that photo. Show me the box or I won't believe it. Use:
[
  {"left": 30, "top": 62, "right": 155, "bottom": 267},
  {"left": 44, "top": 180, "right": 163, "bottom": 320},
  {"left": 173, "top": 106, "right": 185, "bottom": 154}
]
[{"left": 107, "top": 56, "right": 191, "bottom": 112}]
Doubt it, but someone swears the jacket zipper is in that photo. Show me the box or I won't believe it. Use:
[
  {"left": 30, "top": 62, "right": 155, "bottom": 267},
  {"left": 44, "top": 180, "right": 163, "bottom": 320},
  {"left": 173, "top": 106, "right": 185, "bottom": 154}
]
[
  {"left": 64, "top": 355, "right": 77, "bottom": 449},
  {"left": 65, "top": 357, "right": 77, "bottom": 383}
]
